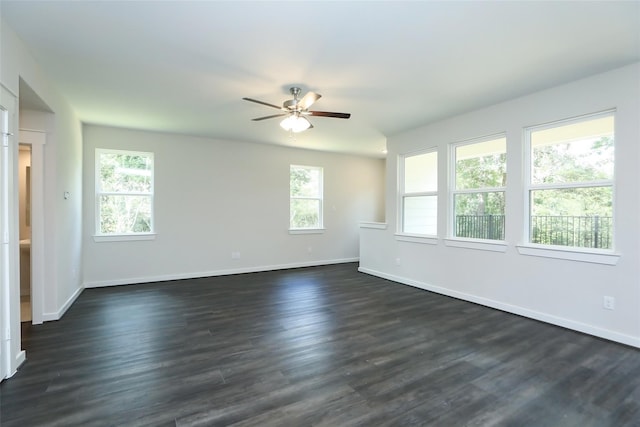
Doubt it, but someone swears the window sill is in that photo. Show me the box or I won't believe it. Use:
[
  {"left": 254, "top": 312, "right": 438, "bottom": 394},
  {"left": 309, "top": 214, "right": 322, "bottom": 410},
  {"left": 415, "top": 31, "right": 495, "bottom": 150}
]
[
  {"left": 444, "top": 238, "right": 508, "bottom": 252},
  {"left": 359, "top": 222, "right": 387, "bottom": 230},
  {"left": 289, "top": 228, "right": 326, "bottom": 235},
  {"left": 93, "top": 233, "right": 157, "bottom": 242},
  {"left": 516, "top": 244, "right": 620, "bottom": 265},
  {"left": 395, "top": 233, "right": 438, "bottom": 245}
]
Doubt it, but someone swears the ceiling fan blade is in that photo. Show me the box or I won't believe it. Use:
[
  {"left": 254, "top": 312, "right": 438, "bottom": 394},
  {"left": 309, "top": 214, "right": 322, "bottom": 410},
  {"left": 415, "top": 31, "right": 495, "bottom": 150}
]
[
  {"left": 309, "top": 111, "right": 351, "bottom": 119},
  {"left": 299, "top": 91, "right": 321, "bottom": 110},
  {"left": 242, "top": 97, "right": 283, "bottom": 110},
  {"left": 252, "top": 113, "right": 288, "bottom": 121}
]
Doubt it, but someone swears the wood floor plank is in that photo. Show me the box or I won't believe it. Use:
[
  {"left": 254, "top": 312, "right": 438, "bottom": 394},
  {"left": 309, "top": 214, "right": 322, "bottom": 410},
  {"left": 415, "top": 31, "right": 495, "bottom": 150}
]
[{"left": 1, "top": 263, "right": 639, "bottom": 426}]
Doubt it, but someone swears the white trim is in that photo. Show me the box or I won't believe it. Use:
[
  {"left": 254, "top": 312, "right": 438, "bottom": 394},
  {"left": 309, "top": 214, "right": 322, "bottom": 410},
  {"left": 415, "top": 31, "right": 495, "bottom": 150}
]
[
  {"left": 523, "top": 110, "right": 616, "bottom": 250},
  {"left": 93, "top": 233, "right": 156, "bottom": 242},
  {"left": 42, "top": 285, "right": 84, "bottom": 322},
  {"left": 83, "top": 258, "right": 359, "bottom": 288},
  {"left": 529, "top": 180, "right": 613, "bottom": 191},
  {"left": 449, "top": 135, "right": 507, "bottom": 241},
  {"left": 359, "top": 222, "right": 387, "bottom": 229},
  {"left": 358, "top": 267, "right": 640, "bottom": 349},
  {"left": 15, "top": 350, "right": 25, "bottom": 370},
  {"left": 516, "top": 244, "right": 620, "bottom": 265},
  {"left": 0, "top": 89, "right": 13, "bottom": 381},
  {"left": 0, "top": 85, "right": 18, "bottom": 380},
  {"left": 444, "top": 238, "right": 508, "bottom": 252},
  {"left": 288, "top": 228, "right": 325, "bottom": 235},
  {"left": 398, "top": 149, "right": 438, "bottom": 235},
  {"left": 290, "top": 164, "right": 324, "bottom": 230},
  {"left": 19, "top": 130, "right": 45, "bottom": 325},
  {"left": 95, "top": 148, "right": 154, "bottom": 236},
  {"left": 395, "top": 233, "right": 438, "bottom": 245}
]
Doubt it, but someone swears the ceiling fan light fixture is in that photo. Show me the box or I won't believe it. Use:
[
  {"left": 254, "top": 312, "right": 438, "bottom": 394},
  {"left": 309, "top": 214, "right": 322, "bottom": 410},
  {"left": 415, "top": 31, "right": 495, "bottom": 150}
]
[{"left": 280, "top": 114, "right": 311, "bottom": 133}]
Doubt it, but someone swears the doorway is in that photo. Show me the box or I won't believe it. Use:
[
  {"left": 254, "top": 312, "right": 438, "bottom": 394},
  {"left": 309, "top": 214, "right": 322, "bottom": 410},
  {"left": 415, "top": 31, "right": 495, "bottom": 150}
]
[
  {"left": 18, "top": 130, "right": 45, "bottom": 327},
  {"left": 18, "top": 144, "right": 32, "bottom": 323},
  {"left": 1, "top": 81, "right": 49, "bottom": 382}
]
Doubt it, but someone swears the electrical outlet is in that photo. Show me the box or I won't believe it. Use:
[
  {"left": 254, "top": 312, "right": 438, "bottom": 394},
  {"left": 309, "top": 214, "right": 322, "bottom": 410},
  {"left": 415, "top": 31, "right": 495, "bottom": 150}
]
[
  {"left": 231, "top": 251, "right": 240, "bottom": 260},
  {"left": 603, "top": 296, "right": 615, "bottom": 310},
  {"left": 307, "top": 246, "right": 313, "bottom": 253},
  {"left": 395, "top": 258, "right": 401, "bottom": 266}
]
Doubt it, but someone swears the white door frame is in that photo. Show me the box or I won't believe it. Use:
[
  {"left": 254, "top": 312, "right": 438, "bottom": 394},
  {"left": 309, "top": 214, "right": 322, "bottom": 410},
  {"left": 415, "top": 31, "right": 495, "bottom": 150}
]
[
  {"left": 19, "top": 130, "right": 45, "bottom": 325},
  {"left": 1, "top": 84, "right": 18, "bottom": 381}
]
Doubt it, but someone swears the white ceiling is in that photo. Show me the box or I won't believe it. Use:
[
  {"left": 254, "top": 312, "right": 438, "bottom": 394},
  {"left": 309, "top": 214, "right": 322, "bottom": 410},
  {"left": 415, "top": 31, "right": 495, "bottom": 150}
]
[{"left": 2, "top": 1, "right": 639, "bottom": 158}]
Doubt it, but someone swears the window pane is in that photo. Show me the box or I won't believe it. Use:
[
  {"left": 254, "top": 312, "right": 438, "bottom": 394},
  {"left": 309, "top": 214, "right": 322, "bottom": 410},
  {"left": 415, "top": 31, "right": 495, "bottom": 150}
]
[
  {"left": 100, "top": 152, "right": 152, "bottom": 193},
  {"left": 290, "top": 166, "right": 321, "bottom": 197},
  {"left": 454, "top": 192, "right": 505, "bottom": 240},
  {"left": 531, "top": 116, "right": 614, "bottom": 185},
  {"left": 99, "top": 195, "right": 152, "bottom": 234},
  {"left": 455, "top": 137, "right": 506, "bottom": 190},
  {"left": 404, "top": 152, "right": 437, "bottom": 193},
  {"left": 531, "top": 187, "right": 612, "bottom": 217},
  {"left": 403, "top": 196, "right": 437, "bottom": 235},
  {"left": 530, "top": 187, "right": 612, "bottom": 249},
  {"left": 290, "top": 199, "right": 320, "bottom": 229}
]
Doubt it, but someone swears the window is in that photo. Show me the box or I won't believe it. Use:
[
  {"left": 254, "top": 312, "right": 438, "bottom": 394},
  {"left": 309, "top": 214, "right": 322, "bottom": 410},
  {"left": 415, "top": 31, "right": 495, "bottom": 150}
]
[
  {"left": 525, "top": 112, "right": 614, "bottom": 249},
  {"left": 451, "top": 135, "right": 506, "bottom": 240},
  {"left": 399, "top": 150, "right": 438, "bottom": 235},
  {"left": 290, "top": 165, "right": 323, "bottom": 230},
  {"left": 96, "top": 149, "right": 154, "bottom": 236}
]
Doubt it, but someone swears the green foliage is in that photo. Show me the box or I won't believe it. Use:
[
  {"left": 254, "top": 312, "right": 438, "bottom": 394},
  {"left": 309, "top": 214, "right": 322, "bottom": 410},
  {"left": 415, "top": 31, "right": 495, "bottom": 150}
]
[
  {"left": 529, "top": 136, "right": 614, "bottom": 248},
  {"left": 455, "top": 192, "right": 505, "bottom": 216},
  {"left": 290, "top": 166, "right": 321, "bottom": 228},
  {"left": 98, "top": 151, "right": 153, "bottom": 234},
  {"left": 531, "top": 136, "right": 613, "bottom": 217},
  {"left": 532, "top": 136, "right": 613, "bottom": 186},
  {"left": 456, "top": 153, "right": 506, "bottom": 190},
  {"left": 451, "top": 135, "right": 613, "bottom": 248},
  {"left": 290, "top": 199, "right": 320, "bottom": 229},
  {"left": 455, "top": 152, "right": 506, "bottom": 215}
]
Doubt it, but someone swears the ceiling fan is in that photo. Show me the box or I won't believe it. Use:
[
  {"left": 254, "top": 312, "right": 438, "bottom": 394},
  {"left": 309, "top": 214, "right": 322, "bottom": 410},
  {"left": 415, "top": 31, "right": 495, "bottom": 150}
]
[{"left": 243, "top": 87, "right": 351, "bottom": 133}]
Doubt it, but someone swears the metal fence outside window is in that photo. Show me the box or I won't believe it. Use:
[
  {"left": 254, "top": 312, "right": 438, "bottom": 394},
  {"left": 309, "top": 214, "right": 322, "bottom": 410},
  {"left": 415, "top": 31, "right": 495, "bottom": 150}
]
[
  {"left": 455, "top": 215, "right": 613, "bottom": 249},
  {"left": 530, "top": 215, "right": 612, "bottom": 249},
  {"left": 456, "top": 214, "right": 505, "bottom": 240}
]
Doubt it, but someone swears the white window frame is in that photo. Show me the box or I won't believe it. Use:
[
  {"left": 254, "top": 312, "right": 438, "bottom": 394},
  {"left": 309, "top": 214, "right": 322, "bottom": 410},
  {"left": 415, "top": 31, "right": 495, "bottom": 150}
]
[
  {"left": 289, "top": 165, "right": 324, "bottom": 233},
  {"left": 94, "top": 148, "right": 155, "bottom": 242},
  {"left": 448, "top": 134, "right": 507, "bottom": 248},
  {"left": 396, "top": 149, "right": 438, "bottom": 243},
  {"left": 519, "top": 110, "right": 616, "bottom": 262}
]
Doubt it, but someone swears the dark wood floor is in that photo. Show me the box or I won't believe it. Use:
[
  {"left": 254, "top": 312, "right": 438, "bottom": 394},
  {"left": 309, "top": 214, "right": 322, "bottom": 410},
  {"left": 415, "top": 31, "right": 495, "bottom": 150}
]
[{"left": 1, "top": 263, "right": 639, "bottom": 426}]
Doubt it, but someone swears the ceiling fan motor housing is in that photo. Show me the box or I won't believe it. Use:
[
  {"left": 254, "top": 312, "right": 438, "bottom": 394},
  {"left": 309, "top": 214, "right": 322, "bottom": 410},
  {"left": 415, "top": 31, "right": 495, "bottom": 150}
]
[
  {"left": 283, "top": 99, "right": 299, "bottom": 110},
  {"left": 283, "top": 87, "right": 302, "bottom": 110}
]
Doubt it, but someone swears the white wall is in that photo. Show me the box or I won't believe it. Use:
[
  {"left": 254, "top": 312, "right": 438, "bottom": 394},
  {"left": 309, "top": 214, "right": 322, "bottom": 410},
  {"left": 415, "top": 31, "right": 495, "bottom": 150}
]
[
  {"left": 360, "top": 63, "right": 640, "bottom": 348},
  {"left": 0, "top": 20, "right": 83, "bottom": 376},
  {"left": 82, "top": 125, "right": 385, "bottom": 286}
]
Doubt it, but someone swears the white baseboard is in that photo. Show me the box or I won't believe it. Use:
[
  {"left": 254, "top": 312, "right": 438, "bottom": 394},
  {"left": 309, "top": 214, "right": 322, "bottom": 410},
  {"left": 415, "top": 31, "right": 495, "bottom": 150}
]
[
  {"left": 42, "top": 285, "right": 84, "bottom": 322},
  {"left": 15, "top": 350, "right": 26, "bottom": 370},
  {"left": 358, "top": 266, "right": 640, "bottom": 349},
  {"left": 84, "top": 258, "right": 359, "bottom": 288}
]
